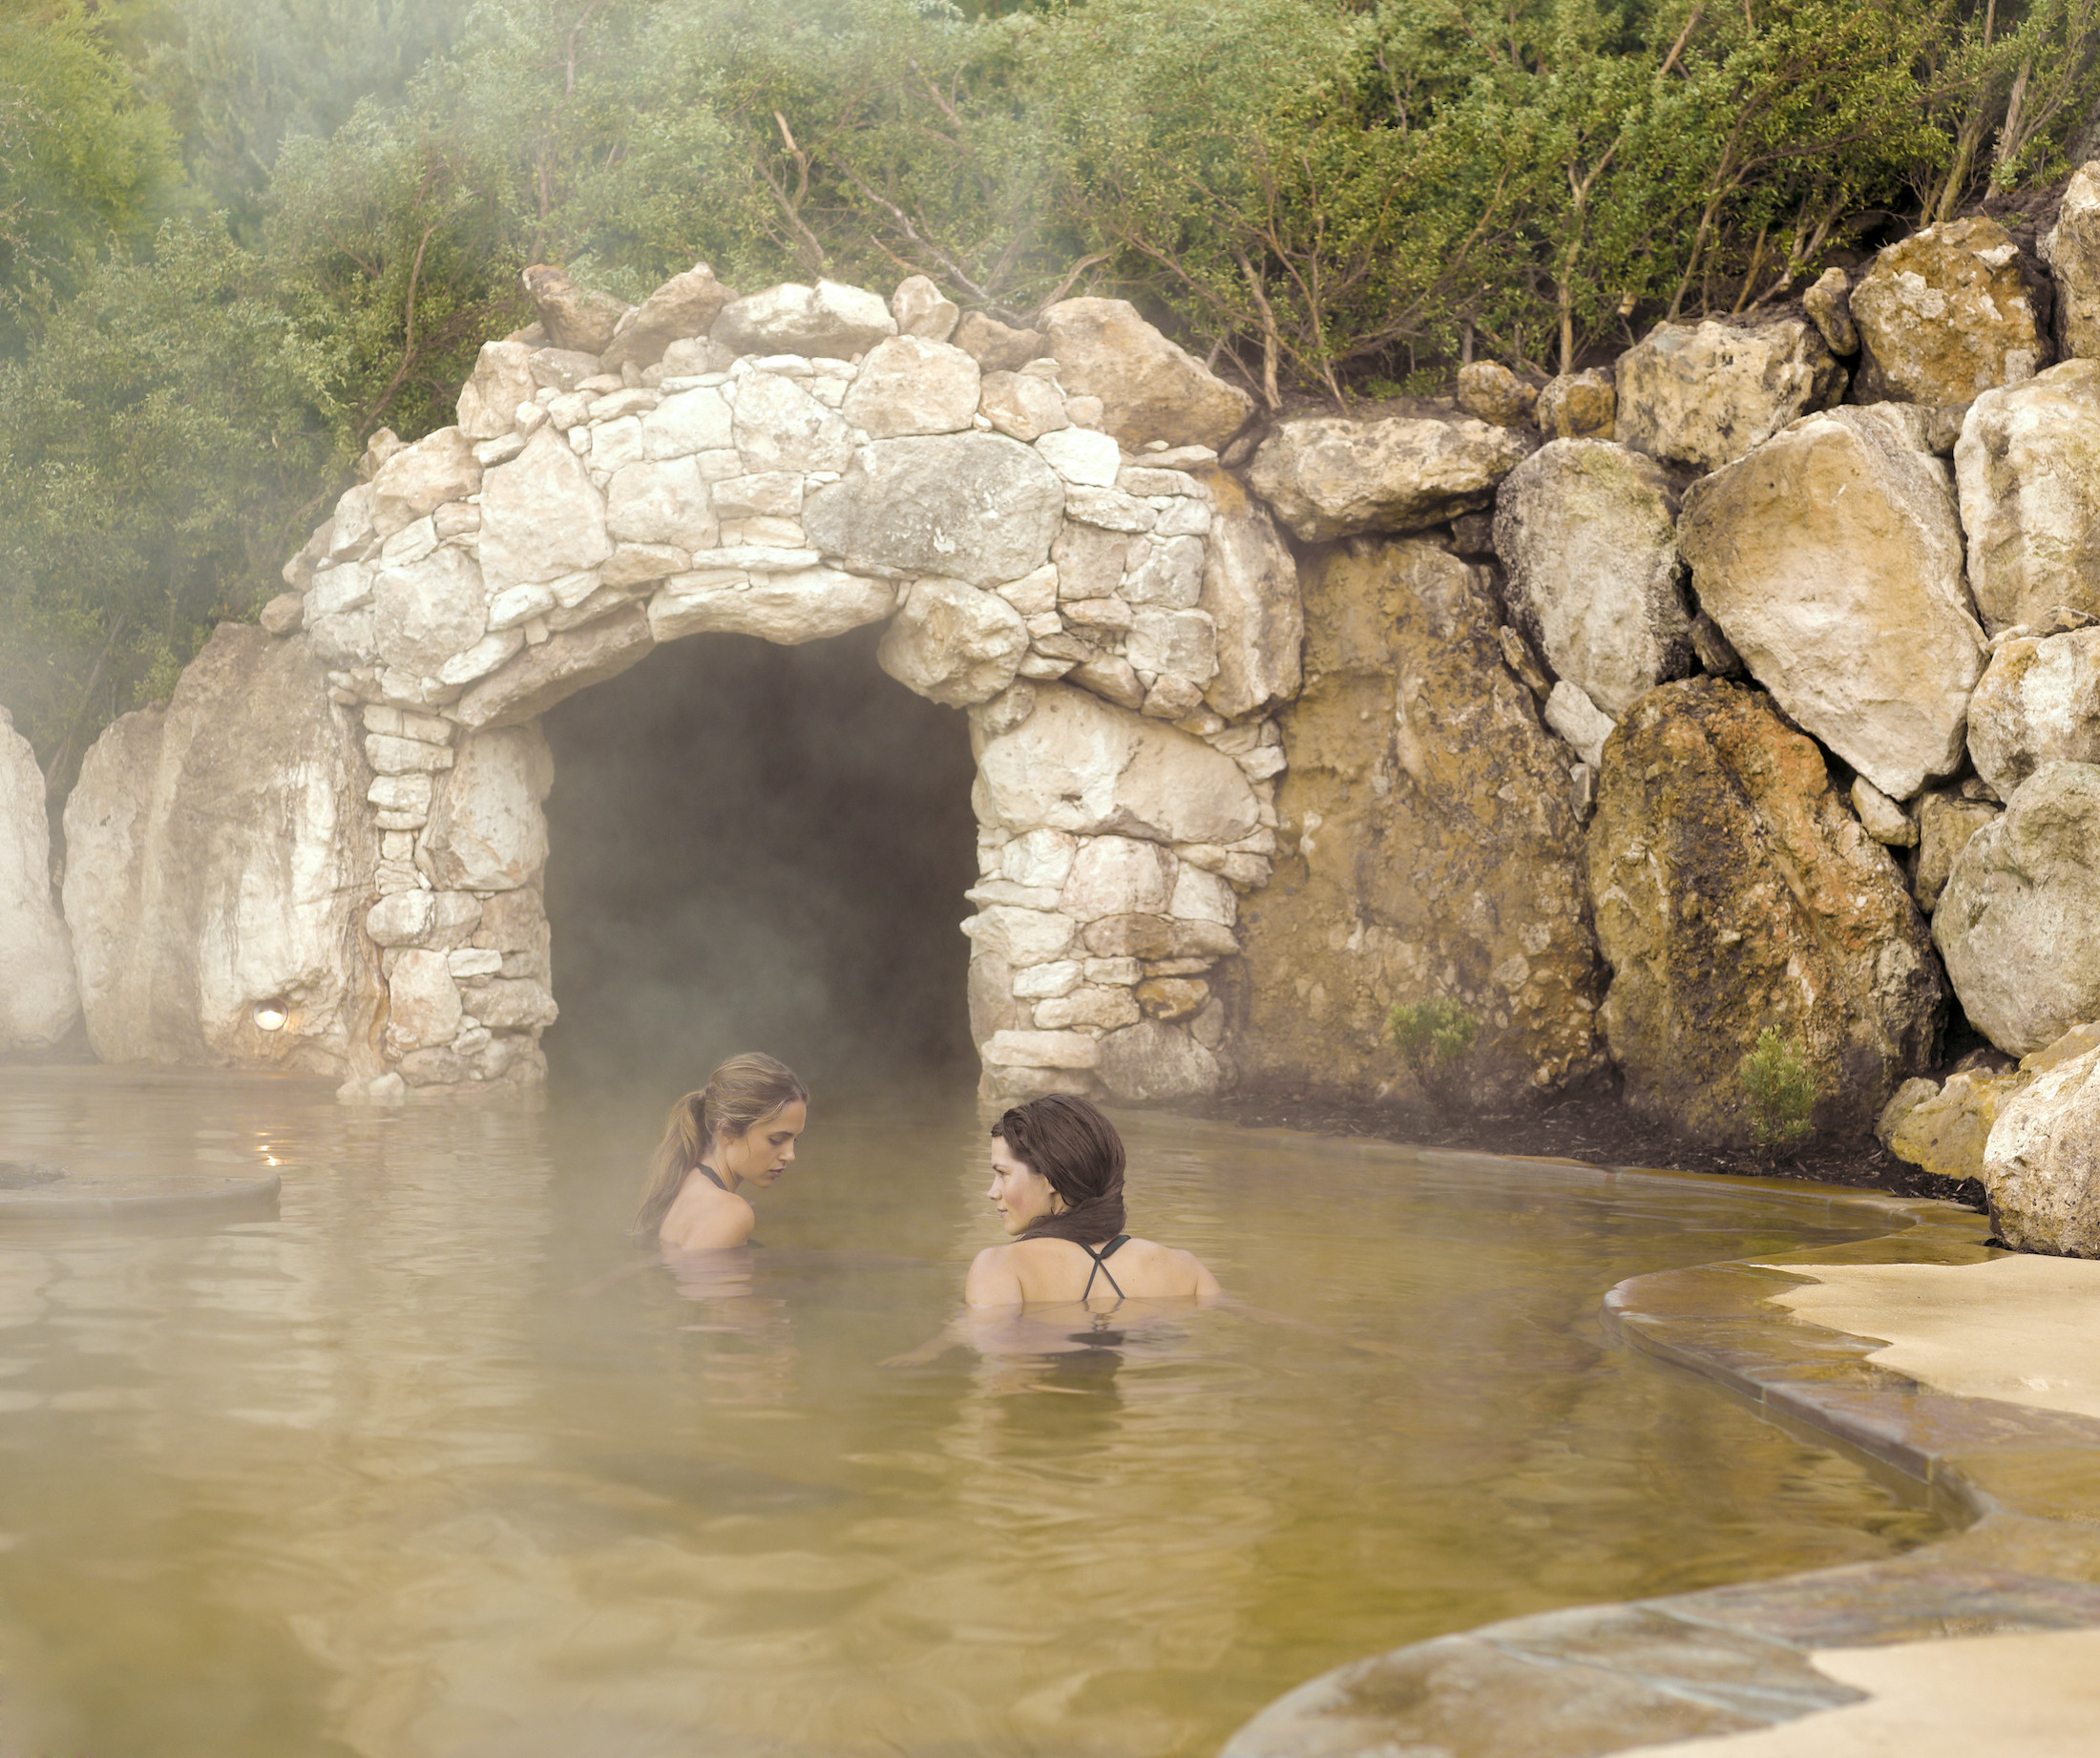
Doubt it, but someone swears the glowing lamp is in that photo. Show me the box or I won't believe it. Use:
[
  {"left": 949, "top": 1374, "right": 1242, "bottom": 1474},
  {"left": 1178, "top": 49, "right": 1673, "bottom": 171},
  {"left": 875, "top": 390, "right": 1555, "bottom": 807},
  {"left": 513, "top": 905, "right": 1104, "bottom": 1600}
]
[{"left": 253, "top": 999, "right": 289, "bottom": 1033}]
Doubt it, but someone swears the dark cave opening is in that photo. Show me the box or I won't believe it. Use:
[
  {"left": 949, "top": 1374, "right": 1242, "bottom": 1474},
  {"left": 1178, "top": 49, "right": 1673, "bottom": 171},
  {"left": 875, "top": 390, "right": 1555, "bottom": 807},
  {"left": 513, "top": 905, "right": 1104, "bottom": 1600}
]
[{"left": 538, "top": 622, "right": 981, "bottom": 1102}]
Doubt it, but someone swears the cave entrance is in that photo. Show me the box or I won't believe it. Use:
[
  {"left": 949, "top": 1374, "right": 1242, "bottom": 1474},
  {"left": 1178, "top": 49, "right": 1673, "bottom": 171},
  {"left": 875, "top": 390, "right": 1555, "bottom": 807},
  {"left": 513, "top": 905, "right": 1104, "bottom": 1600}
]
[{"left": 537, "top": 622, "right": 980, "bottom": 1101}]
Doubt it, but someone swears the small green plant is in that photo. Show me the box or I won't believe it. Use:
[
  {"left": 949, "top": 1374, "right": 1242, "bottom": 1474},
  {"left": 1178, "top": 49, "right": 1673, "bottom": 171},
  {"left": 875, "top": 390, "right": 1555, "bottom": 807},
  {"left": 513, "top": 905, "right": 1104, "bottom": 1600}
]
[
  {"left": 1387, "top": 997, "right": 1480, "bottom": 1110},
  {"left": 1739, "top": 1028, "right": 1818, "bottom": 1152}
]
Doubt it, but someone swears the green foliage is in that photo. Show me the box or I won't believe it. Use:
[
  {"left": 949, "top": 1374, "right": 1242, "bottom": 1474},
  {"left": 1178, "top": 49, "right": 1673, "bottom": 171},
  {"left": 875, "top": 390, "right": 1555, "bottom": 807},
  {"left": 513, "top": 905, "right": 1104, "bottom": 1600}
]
[
  {"left": 1386, "top": 998, "right": 1480, "bottom": 1109},
  {"left": 1738, "top": 1028, "right": 1819, "bottom": 1151}
]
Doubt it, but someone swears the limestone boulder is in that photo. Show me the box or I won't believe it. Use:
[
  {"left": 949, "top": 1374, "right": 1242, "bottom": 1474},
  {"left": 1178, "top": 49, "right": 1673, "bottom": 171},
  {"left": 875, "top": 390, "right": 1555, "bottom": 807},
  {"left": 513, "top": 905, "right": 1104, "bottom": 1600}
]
[
  {"left": 453, "top": 603, "right": 654, "bottom": 730},
  {"left": 1535, "top": 369, "right": 1615, "bottom": 440},
  {"left": 1934, "top": 762, "right": 2100, "bottom": 1055},
  {"left": 522, "top": 264, "right": 628, "bottom": 355},
  {"left": 1234, "top": 539, "right": 1605, "bottom": 1102},
  {"left": 712, "top": 280, "right": 895, "bottom": 358},
  {"left": 600, "top": 262, "right": 732, "bottom": 372},
  {"left": 1981, "top": 1041, "right": 2100, "bottom": 1255},
  {"left": 2042, "top": 162, "right": 2100, "bottom": 360},
  {"left": 891, "top": 275, "right": 960, "bottom": 343},
  {"left": 0, "top": 708, "right": 77, "bottom": 1049},
  {"left": 641, "top": 386, "right": 735, "bottom": 459},
  {"left": 422, "top": 725, "right": 551, "bottom": 893},
  {"left": 1192, "top": 465, "right": 1302, "bottom": 720},
  {"left": 840, "top": 335, "right": 980, "bottom": 437},
  {"left": 1954, "top": 360, "right": 2100, "bottom": 632},
  {"left": 1882, "top": 1066, "right": 2023, "bottom": 1185},
  {"left": 953, "top": 311, "right": 1046, "bottom": 374},
  {"left": 1493, "top": 439, "right": 1692, "bottom": 717},
  {"left": 802, "top": 433, "right": 1065, "bottom": 589},
  {"left": 1587, "top": 678, "right": 1942, "bottom": 1141},
  {"left": 1852, "top": 217, "right": 2047, "bottom": 404},
  {"left": 371, "top": 546, "right": 486, "bottom": 680},
  {"left": 1804, "top": 267, "right": 1859, "bottom": 356},
  {"left": 606, "top": 456, "right": 717, "bottom": 552},
  {"left": 61, "top": 624, "right": 380, "bottom": 1073},
  {"left": 1677, "top": 405, "right": 1984, "bottom": 800},
  {"left": 876, "top": 579, "right": 1027, "bottom": 707},
  {"left": 1456, "top": 361, "right": 1536, "bottom": 427},
  {"left": 1039, "top": 297, "right": 1253, "bottom": 450},
  {"left": 647, "top": 567, "right": 896, "bottom": 646},
  {"left": 730, "top": 370, "right": 854, "bottom": 474},
  {"left": 1615, "top": 317, "right": 1844, "bottom": 471},
  {"left": 1912, "top": 788, "right": 2000, "bottom": 912},
  {"left": 479, "top": 428, "right": 613, "bottom": 592},
  {"left": 368, "top": 427, "right": 479, "bottom": 536},
  {"left": 972, "top": 683, "right": 1260, "bottom": 847},
  {"left": 1966, "top": 627, "right": 2100, "bottom": 797},
  {"left": 1544, "top": 680, "right": 1614, "bottom": 767},
  {"left": 1096, "top": 1019, "right": 1225, "bottom": 1100},
  {"left": 979, "top": 369, "right": 1069, "bottom": 443},
  {"left": 1247, "top": 414, "right": 1534, "bottom": 541},
  {"left": 456, "top": 341, "right": 537, "bottom": 440}
]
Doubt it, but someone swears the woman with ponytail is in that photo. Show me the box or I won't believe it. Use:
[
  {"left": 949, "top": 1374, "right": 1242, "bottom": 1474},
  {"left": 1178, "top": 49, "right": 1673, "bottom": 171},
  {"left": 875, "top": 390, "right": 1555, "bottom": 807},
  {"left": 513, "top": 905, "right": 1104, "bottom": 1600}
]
[
  {"left": 965, "top": 1095, "right": 1219, "bottom": 1307},
  {"left": 636, "top": 1053, "right": 808, "bottom": 1250}
]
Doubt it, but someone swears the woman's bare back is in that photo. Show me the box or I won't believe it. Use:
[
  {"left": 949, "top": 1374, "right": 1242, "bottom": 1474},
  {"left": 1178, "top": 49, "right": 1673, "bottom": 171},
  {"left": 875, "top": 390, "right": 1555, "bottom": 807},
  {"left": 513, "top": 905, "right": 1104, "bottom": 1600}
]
[{"left": 965, "top": 1234, "right": 1220, "bottom": 1308}]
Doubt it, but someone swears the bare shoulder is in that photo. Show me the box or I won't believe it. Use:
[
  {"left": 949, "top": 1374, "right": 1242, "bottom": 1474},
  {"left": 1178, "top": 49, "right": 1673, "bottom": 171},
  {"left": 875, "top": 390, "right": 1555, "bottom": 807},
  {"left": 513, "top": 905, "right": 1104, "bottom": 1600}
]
[
  {"left": 965, "top": 1243, "right": 1026, "bottom": 1308},
  {"left": 660, "top": 1183, "right": 754, "bottom": 1252},
  {"left": 1123, "top": 1237, "right": 1222, "bottom": 1298}
]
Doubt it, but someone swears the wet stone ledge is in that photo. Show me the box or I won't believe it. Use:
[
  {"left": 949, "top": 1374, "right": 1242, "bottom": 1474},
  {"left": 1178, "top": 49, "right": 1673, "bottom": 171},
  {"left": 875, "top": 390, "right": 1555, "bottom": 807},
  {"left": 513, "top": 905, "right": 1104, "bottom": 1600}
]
[{"left": 1222, "top": 1186, "right": 2100, "bottom": 1758}]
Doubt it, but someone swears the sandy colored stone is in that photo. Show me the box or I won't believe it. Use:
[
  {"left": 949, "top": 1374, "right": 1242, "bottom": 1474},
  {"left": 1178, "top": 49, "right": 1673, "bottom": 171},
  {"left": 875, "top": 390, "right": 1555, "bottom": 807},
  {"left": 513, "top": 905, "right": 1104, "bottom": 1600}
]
[
  {"left": 890, "top": 275, "right": 959, "bottom": 343},
  {"left": 421, "top": 725, "right": 551, "bottom": 893},
  {"left": 1984, "top": 1045, "right": 2100, "bottom": 1255},
  {"left": 729, "top": 370, "right": 854, "bottom": 474},
  {"left": 1935, "top": 762, "right": 2100, "bottom": 1055},
  {"left": 478, "top": 428, "right": 613, "bottom": 592},
  {"left": 839, "top": 334, "right": 980, "bottom": 438},
  {"left": 2043, "top": 160, "right": 2100, "bottom": 360},
  {"left": 1911, "top": 789, "right": 2000, "bottom": 912},
  {"left": 1236, "top": 539, "right": 1604, "bottom": 1103},
  {"left": 521, "top": 263, "right": 628, "bottom": 355},
  {"left": 368, "top": 427, "right": 478, "bottom": 537},
  {"left": 386, "top": 948, "right": 462, "bottom": 1051},
  {"left": 1954, "top": 360, "right": 2100, "bottom": 633},
  {"left": 1534, "top": 368, "right": 1615, "bottom": 440},
  {"left": 1455, "top": 361, "right": 1536, "bottom": 427},
  {"left": 876, "top": 577, "right": 1028, "bottom": 707},
  {"left": 61, "top": 624, "right": 380, "bottom": 1074},
  {"left": 1615, "top": 317, "right": 1843, "bottom": 471},
  {"left": 452, "top": 604, "right": 653, "bottom": 730},
  {"left": 1802, "top": 266, "right": 1858, "bottom": 355},
  {"left": 1587, "top": 678, "right": 1942, "bottom": 1141},
  {"left": 1544, "top": 680, "right": 1614, "bottom": 767},
  {"left": 647, "top": 567, "right": 896, "bottom": 646},
  {"left": 711, "top": 280, "right": 895, "bottom": 358},
  {"left": 1852, "top": 217, "right": 2047, "bottom": 404},
  {"left": 370, "top": 546, "right": 486, "bottom": 680},
  {"left": 1096, "top": 1018, "right": 1223, "bottom": 1099},
  {"left": 1678, "top": 405, "right": 1984, "bottom": 800},
  {"left": 1966, "top": 626, "right": 2100, "bottom": 797},
  {"left": 1040, "top": 297, "right": 1254, "bottom": 450},
  {"left": 0, "top": 707, "right": 77, "bottom": 1050},
  {"left": 599, "top": 262, "right": 732, "bottom": 372},
  {"left": 1248, "top": 413, "right": 1534, "bottom": 541},
  {"left": 952, "top": 311, "right": 1045, "bottom": 373},
  {"left": 1494, "top": 439, "right": 1691, "bottom": 716},
  {"left": 978, "top": 369, "right": 1069, "bottom": 443},
  {"left": 1193, "top": 465, "right": 1302, "bottom": 720},
  {"left": 1882, "top": 1067, "right": 2023, "bottom": 1182},
  {"left": 456, "top": 340, "right": 537, "bottom": 440}
]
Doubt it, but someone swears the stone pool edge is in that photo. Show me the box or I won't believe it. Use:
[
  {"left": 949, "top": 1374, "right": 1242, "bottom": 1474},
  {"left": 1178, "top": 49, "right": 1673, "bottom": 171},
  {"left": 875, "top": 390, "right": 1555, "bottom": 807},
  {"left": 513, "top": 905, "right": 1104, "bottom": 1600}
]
[{"left": 1219, "top": 1181, "right": 2100, "bottom": 1758}]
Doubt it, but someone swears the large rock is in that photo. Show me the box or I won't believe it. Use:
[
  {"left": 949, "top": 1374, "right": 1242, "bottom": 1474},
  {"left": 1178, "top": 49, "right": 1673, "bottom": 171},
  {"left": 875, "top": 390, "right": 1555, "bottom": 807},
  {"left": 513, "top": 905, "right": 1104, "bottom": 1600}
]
[
  {"left": 729, "top": 370, "right": 854, "bottom": 474},
  {"left": 605, "top": 456, "right": 717, "bottom": 551},
  {"left": 1912, "top": 788, "right": 2000, "bottom": 912},
  {"left": 876, "top": 578, "right": 1027, "bottom": 706},
  {"left": 802, "top": 433, "right": 1065, "bottom": 588},
  {"left": 2042, "top": 161, "right": 2100, "bottom": 360},
  {"left": 840, "top": 335, "right": 980, "bottom": 438},
  {"left": 1852, "top": 217, "right": 2047, "bottom": 404},
  {"left": 600, "top": 262, "right": 732, "bottom": 372},
  {"left": 1980, "top": 1039, "right": 2100, "bottom": 1254},
  {"left": 1535, "top": 368, "right": 1615, "bottom": 440},
  {"left": 368, "top": 427, "right": 479, "bottom": 536},
  {"left": 521, "top": 265, "right": 628, "bottom": 354},
  {"left": 711, "top": 280, "right": 895, "bottom": 358},
  {"left": 371, "top": 546, "right": 486, "bottom": 680},
  {"left": 972, "top": 683, "right": 1260, "bottom": 846},
  {"left": 1881, "top": 1066, "right": 2022, "bottom": 1185},
  {"left": 1039, "top": 297, "right": 1254, "bottom": 450},
  {"left": 453, "top": 604, "right": 654, "bottom": 730},
  {"left": 1587, "top": 678, "right": 1942, "bottom": 1140},
  {"left": 1614, "top": 317, "right": 1843, "bottom": 471},
  {"left": 1677, "top": 405, "right": 1984, "bottom": 799},
  {"left": 422, "top": 725, "right": 551, "bottom": 892},
  {"left": 647, "top": 567, "right": 896, "bottom": 646},
  {"left": 0, "top": 708, "right": 77, "bottom": 1049},
  {"left": 1934, "top": 762, "right": 2100, "bottom": 1055},
  {"left": 1234, "top": 539, "right": 1605, "bottom": 1102},
  {"left": 1246, "top": 414, "right": 1534, "bottom": 541},
  {"left": 1492, "top": 439, "right": 1692, "bottom": 717},
  {"left": 478, "top": 428, "right": 614, "bottom": 591},
  {"left": 456, "top": 341, "right": 537, "bottom": 440},
  {"left": 1953, "top": 360, "right": 2100, "bottom": 632},
  {"left": 1096, "top": 1018, "right": 1224, "bottom": 1099},
  {"left": 1966, "top": 627, "right": 2100, "bottom": 797},
  {"left": 1193, "top": 466, "right": 1302, "bottom": 719},
  {"left": 60, "top": 625, "right": 380, "bottom": 1073}
]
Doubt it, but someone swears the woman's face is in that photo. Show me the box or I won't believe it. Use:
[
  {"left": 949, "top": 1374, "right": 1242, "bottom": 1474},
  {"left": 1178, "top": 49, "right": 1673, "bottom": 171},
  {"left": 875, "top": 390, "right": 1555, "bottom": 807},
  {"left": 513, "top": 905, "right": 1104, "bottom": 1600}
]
[
  {"left": 717, "top": 1101, "right": 807, "bottom": 1191},
  {"left": 987, "top": 1135, "right": 1060, "bottom": 1237}
]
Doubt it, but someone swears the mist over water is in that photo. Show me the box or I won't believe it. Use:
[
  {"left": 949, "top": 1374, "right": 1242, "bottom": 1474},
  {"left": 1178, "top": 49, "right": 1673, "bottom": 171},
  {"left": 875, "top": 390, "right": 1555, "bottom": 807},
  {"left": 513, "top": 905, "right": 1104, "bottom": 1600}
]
[{"left": 538, "top": 624, "right": 981, "bottom": 1107}]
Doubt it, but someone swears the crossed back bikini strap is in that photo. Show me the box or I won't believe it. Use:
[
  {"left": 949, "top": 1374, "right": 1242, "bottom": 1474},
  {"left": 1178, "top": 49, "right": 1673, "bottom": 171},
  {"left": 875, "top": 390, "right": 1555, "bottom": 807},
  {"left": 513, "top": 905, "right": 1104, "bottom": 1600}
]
[
  {"left": 691, "top": 1163, "right": 729, "bottom": 1193},
  {"left": 1079, "top": 1234, "right": 1131, "bottom": 1301}
]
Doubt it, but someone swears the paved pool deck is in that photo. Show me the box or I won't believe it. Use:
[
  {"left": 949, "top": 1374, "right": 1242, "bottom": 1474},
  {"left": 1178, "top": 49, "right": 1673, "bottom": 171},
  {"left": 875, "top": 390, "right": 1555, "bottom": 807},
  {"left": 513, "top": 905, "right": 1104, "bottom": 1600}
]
[{"left": 1223, "top": 1171, "right": 2100, "bottom": 1758}]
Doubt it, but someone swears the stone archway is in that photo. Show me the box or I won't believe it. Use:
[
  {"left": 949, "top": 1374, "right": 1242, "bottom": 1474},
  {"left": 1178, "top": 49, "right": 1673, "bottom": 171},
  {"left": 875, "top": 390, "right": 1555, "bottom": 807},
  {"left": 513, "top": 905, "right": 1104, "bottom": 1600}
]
[{"left": 60, "top": 274, "right": 1304, "bottom": 1104}]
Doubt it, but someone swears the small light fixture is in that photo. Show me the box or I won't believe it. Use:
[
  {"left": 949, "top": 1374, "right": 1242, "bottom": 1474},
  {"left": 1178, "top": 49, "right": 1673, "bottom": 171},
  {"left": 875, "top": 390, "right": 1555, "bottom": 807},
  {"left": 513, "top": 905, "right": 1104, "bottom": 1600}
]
[{"left": 253, "top": 999, "right": 289, "bottom": 1033}]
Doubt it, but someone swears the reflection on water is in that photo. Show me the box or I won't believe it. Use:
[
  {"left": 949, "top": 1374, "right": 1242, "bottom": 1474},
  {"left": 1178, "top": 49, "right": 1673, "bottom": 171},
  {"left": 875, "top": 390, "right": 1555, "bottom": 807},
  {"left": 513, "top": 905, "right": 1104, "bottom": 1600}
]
[{"left": 0, "top": 1071, "right": 1942, "bottom": 1758}]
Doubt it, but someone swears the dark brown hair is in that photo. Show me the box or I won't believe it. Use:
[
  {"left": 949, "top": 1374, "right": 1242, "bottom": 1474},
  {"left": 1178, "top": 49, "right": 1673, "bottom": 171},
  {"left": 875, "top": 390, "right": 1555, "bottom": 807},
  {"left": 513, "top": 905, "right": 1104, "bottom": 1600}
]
[
  {"left": 635, "top": 1053, "right": 808, "bottom": 1237},
  {"left": 991, "top": 1094, "right": 1126, "bottom": 1245}
]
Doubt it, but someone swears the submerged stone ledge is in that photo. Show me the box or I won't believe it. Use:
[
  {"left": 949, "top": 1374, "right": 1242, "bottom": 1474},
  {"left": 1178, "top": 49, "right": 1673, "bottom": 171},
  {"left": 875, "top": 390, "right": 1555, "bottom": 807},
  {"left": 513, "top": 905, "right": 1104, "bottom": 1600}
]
[{"left": 1223, "top": 1188, "right": 2100, "bottom": 1757}]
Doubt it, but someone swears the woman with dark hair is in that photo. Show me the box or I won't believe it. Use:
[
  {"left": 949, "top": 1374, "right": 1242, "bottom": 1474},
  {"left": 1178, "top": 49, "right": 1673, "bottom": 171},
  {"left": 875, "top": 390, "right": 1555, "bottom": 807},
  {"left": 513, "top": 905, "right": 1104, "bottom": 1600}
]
[
  {"left": 966, "top": 1094, "right": 1219, "bottom": 1307},
  {"left": 636, "top": 1052, "right": 808, "bottom": 1251}
]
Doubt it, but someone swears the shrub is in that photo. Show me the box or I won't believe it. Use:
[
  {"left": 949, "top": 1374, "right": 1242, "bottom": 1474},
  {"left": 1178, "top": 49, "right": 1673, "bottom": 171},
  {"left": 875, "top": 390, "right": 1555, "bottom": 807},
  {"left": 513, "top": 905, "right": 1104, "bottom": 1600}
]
[
  {"left": 1739, "top": 1027, "right": 1818, "bottom": 1151},
  {"left": 1386, "top": 998, "right": 1480, "bottom": 1110}
]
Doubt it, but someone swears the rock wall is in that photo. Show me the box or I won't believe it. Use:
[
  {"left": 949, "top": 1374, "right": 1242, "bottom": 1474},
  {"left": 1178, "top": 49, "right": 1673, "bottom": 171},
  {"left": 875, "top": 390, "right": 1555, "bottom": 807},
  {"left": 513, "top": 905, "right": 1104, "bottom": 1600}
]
[{"left": 0, "top": 708, "right": 77, "bottom": 1051}]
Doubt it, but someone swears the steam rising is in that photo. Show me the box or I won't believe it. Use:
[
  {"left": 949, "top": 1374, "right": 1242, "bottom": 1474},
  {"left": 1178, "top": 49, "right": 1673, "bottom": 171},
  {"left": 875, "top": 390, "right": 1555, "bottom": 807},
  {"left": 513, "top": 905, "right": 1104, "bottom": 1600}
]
[{"left": 539, "top": 623, "right": 980, "bottom": 1103}]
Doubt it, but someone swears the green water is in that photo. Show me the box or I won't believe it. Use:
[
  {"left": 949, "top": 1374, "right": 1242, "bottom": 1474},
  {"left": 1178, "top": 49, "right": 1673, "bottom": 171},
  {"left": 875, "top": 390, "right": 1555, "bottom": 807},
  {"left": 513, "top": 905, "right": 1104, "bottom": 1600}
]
[{"left": 0, "top": 1070, "right": 1940, "bottom": 1758}]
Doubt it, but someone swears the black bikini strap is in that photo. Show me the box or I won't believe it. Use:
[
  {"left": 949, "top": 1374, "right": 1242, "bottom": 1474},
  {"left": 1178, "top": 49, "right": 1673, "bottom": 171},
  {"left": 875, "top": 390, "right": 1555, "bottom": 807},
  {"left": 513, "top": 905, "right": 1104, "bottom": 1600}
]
[
  {"left": 1080, "top": 1234, "right": 1130, "bottom": 1301},
  {"left": 692, "top": 1163, "right": 728, "bottom": 1193}
]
